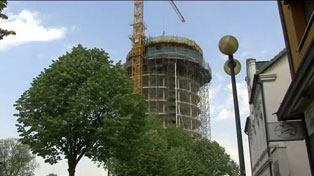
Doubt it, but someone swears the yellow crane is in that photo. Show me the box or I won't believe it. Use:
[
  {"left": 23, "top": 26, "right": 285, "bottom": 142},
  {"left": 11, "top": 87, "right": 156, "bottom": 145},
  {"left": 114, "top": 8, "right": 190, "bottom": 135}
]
[{"left": 131, "top": 0, "right": 185, "bottom": 94}]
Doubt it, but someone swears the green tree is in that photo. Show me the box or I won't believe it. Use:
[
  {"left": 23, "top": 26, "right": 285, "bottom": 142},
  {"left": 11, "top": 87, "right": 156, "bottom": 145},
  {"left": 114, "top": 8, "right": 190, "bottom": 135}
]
[
  {"left": 0, "top": 138, "right": 37, "bottom": 176},
  {"left": 164, "top": 127, "right": 206, "bottom": 175},
  {"left": 0, "top": 0, "right": 15, "bottom": 40},
  {"left": 111, "top": 116, "right": 176, "bottom": 176},
  {"left": 192, "top": 139, "right": 240, "bottom": 176},
  {"left": 168, "top": 147, "right": 205, "bottom": 175},
  {"left": 110, "top": 116, "right": 239, "bottom": 176},
  {"left": 14, "top": 44, "right": 146, "bottom": 176}
]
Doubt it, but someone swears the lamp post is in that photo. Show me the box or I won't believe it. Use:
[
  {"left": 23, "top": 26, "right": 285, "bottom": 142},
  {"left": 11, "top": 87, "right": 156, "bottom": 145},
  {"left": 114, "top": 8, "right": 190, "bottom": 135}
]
[{"left": 219, "top": 35, "right": 246, "bottom": 176}]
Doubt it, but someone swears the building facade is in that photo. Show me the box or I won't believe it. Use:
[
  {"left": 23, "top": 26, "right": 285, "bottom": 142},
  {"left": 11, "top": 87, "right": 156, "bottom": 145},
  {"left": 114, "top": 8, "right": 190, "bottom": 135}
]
[
  {"left": 276, "top": 1, "right": 314, "bottom": 174},
  {"left": 125, "top": 36, "right": 212, "bottom": 137},
  {"left": 245, "top": 50, "right": 311, "bottom": 176}
]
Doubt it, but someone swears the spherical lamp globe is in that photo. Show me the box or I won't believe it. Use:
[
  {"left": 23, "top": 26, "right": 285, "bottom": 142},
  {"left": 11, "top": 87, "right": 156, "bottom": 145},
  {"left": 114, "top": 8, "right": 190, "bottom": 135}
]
[{"left": 218, "top": 35, "right": 239, "bottom": 55}]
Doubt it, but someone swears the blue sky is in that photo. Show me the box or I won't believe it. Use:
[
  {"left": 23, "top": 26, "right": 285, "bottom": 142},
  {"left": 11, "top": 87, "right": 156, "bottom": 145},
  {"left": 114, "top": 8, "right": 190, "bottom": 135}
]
[{"left": 0, "top": 1, "right": 285, "bottom": 176}]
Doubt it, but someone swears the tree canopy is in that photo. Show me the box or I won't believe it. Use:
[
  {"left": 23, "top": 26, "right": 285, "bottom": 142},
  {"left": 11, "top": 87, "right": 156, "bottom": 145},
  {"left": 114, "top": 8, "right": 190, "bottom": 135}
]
[
  {"left": 109, "top": 116, "right": 240, "bottom": 176},
  {"left": 0, "top": 0, "right": 15, "bottom": 40},
  {"left": 0, "top": 138, "right": 38, "bottom": 176},
  {"left": 14, "top": 44, "right": 238, "bottom": 176},
  {"left": 14, "top": 44, "right": 146, "bottom": 176}
]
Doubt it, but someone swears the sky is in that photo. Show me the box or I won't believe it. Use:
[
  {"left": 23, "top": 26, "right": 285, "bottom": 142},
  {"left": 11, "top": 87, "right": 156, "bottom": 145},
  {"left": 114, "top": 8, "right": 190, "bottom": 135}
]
[{"left": 0, "top": 1, "right": 285, "bottom": 176}]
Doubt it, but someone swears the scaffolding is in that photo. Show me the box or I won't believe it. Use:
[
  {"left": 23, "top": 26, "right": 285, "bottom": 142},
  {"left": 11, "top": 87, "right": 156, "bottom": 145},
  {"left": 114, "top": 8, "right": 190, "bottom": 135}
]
[
  {"left": 126, "top": 36, "right": 212, "bottom": 137},
  {"left": 197, "top": 83, "right": 211, "bottom": 139}
]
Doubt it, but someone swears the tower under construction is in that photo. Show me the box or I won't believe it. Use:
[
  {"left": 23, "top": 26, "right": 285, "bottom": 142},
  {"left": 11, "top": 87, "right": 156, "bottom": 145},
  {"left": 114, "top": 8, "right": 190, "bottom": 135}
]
[{"left": 125, "top": 36, "right": 212, "bottom": 138}]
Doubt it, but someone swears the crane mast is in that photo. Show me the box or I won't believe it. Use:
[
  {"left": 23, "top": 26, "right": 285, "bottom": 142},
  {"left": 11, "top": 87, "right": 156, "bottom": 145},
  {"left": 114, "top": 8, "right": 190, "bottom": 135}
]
[
  {"left": 131, "top": 0, "right": 145, "bottom": 94},
  {"left": 131, "top": 0, "right": 184, "bottom": 94}
]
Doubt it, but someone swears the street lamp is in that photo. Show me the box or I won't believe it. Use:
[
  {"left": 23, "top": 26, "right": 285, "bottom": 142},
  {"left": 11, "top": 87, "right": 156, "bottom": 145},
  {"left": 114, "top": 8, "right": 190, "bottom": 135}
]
[{"left": 219, "top": 35, "right": 246, "bottom": 176}]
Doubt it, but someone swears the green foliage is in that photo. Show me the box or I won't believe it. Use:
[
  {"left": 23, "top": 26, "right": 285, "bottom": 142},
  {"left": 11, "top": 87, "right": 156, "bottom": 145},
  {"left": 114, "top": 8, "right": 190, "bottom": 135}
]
[
  {"left": 164, "top": 127, "right": 205, "bottom": 175},
  {"left": 0, "top": 138, "right": 38, "bottom": 176},
  {"left": 14, "top": 44, "right": 146, "bottom": 176},
  {"left": 110, "top": 116, "right": 239, "bottom": 176},
  {"left": 0, "top": 0, "right": 16, "bottom": 40},
  {"left": 168, "top": 147, "right": 205, "bottom": 176},
  {"left": 192, "top": 139, "right": 240, "bottom": 176},
  {"left": 111, "top": 116, "right": 175, "bottom": 176}
]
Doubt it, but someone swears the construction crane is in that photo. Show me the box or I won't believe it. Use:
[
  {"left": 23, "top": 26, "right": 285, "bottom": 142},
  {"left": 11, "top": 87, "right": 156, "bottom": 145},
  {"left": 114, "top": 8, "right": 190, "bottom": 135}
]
[
  {"left": 169, "top": 0, "right": 185, "bottom": 23},
  {"left": 131, "top": 0, "right": 185, "bottom": 94},
  {"left": 131, "top": 0, "right": 145, "bottom": 94}
]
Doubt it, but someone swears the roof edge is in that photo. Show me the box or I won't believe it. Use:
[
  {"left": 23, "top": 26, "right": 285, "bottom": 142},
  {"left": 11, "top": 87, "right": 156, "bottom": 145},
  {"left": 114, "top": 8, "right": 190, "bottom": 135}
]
[
  {"left": 257, "top": 48, "right": 287, "bottom": 74},
  {"left": 146, "top": 35, "right": 203, "bottom": 55}
]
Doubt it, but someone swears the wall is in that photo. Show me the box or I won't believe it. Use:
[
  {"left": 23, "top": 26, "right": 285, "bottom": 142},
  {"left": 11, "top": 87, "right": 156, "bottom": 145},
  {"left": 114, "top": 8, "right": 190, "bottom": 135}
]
[
  {"left": 261, "top": 53, "right": 311, "bottom": 176},
  {"left": 246, "top": 60, "right": 270, "bottom": 176},
  {"left": 246, "top": 51, "right": 311, "bottom": 176}
]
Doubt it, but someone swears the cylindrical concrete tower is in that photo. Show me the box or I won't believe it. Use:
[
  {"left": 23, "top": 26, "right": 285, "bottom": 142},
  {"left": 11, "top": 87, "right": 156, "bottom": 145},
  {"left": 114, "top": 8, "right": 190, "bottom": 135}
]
[{"left": 125, "top": 36, "right": 211, "bottom": 135}]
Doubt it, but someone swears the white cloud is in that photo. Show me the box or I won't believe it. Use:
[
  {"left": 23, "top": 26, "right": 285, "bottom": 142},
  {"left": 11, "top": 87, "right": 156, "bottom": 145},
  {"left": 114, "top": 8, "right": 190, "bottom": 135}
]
[
  {"left": 211, "top": 81, "right": 249, "bottom": 122},
  {"left": 208, "top": 84, "right": 220, "bottom": 101},
  {"left": 210, "top": 80, "right": 251, "bottom": 175},
  {"left": 210, "top": 104, "right": 223, "bottom": 115},
  {"left": 0, "top": 10, "right": 67, "bottom": 50},
  {"left": 233, "top": 81, "right": 250, "bottom": 118},
  {"left": 214, "top": 108, "right": 234, "bottom": 122},
  {"left": 70, "top": 26, "right": 77, "bottom": 31},
  {"left": 213, "top": 72, "right": 226, "bottom": 82}
]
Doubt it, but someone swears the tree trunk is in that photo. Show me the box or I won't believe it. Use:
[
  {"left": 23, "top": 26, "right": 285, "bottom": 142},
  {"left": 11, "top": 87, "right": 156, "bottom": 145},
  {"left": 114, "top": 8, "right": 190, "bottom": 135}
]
[
  {"left": 68, "top": 159, "right": 77, "bottom": 176},
  {"left": 68, "top": 168, "right": 75, "bottom": 176}
]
